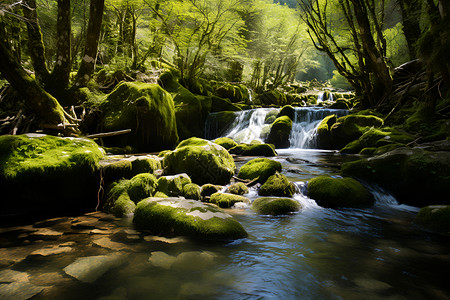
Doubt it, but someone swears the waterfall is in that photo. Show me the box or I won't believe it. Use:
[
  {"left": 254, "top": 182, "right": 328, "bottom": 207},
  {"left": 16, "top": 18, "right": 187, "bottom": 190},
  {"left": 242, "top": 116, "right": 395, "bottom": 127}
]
[
  {"left": 289, "top": 107, "right": 348, "bottom": 149},
  {"left": 205, "top": 106, "right": 347, "bottom": 148}
]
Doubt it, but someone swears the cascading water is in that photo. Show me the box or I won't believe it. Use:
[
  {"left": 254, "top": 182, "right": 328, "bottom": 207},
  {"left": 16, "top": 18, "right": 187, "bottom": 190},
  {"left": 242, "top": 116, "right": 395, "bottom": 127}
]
[
  {"left": 206, "top": 106, "right": 347, "bottom": 148},
  {"left": 289, "top": 107, "right": 348, "bottom": 148}
]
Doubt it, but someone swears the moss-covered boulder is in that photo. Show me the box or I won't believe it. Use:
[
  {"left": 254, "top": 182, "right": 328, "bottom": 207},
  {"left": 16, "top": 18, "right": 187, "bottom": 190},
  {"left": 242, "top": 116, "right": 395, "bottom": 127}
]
[
  {"left": 200, "top": 184, "right": 223, "bottom": 199},
  {"left": 238, "top": 158, "right": 282, "bottom": 184},
  {"left": 214, "top": 137, "right": 238, "bottom": 150},
  {"left": 199, "top": 95, "right": 242, "bottom": 113},
  {"left": 100, "top": 155, "right": 162, "bottom": 183},
  {"left": 101, "top": 81, "right": 178, "bottom": 152},
  {"left": 0, "top": 134, "right": 105, "bottom": 219},
  {"left": 259, "top": 172, "right": 295, "bottom": 197},
  {"left": 252, "top": 197, "right": 300, "bottom": 215},
  {"left": 159, "top": 71, "right": 204, "bottom": 140},
  {"left": 204, "top": 111, "right": 237, "bottom": 140},
  {"left": 228, "top": 143, "right": 277, "bottom": 156},
  {"left": 278, "top": 105, "right": 295, "bottom": 120},
  {"left": 209, "top": 193, "right": 250, "bottom": 208},
  {"left": 307, "top": 176, "right": 374, "bottom": 208},
  {"left": 227, "top": 182, "right": 249, "bottom": 195},
  {"left": 257, "top": 90, "right": 288, "bottom": 106},
  {"left": 163, "top": 138, "right": 235, "bottom": 185},
  {"left": 317, "top": 114, "right": 337, "bottom": 149},
  {"left": 112, "top": 193, "right": 136, "bottom": 217},
  {"left": 266, "top": 116, "right": 293, "bottom": 149},
  {"left": 157, "top": 173, "right": 192, "bottom": 197},
  {"left": 133, "top": 198, "right": 248, "bottom": 240},
  {"left": 264, "top": 109, "right": 279, "bottom": 124},
  {"left": 341, "top": 146, "right": 450, "bottom": 207},
  {"left": 414, "top": 205, "right": 450, "bottom": 233},
  {"left": 127, "top": 173, "right": 158, "bottom": 203},
  {"left": 183, "top": 183, "right": 201, "bottom": 200},
  {"left": 341, "top": 127, "right": 414, "bottom": 154}
]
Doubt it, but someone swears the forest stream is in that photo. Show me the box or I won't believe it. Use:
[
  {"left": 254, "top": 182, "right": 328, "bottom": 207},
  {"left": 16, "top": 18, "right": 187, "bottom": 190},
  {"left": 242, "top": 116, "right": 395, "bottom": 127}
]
[{"left": 1, "top": 108, "right": 449, "bottom": 300}]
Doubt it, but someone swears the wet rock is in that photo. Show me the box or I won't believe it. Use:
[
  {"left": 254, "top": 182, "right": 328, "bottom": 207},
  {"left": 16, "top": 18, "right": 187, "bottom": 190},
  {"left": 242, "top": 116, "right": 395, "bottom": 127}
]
[
  {"left": 252, "top": 197, "right": 301, "bottom": 215},
  {"left": 0, "top": 281, "right": 45, "bottom": 300},
  {"left": 148, "top": 251, "right": 216, "bottom": 270},
  {"left": 237, "top": 158, "right": 282, "bottom": 184},
  {"left": 258, "top": 172, "right": 295, "bottom": 197},
  {"left": 226, "top": 182, "right": 249, "bottom": 195},
  {"left": 63, "top": 254, "right": 126, "bottom": 283},
  {"left": 414, "top": 205, "right": 450, "bottom": 233},
  {"left": 228, "top": 143, "right": 277, "bottom": 157},
  {"left": 133, "top": 198, "right": 247, "bottom": 240},
  {"left": 0, "top": 269, "right": 30, "bottom": 283},
  {"left": 209, "top": 193, "right": 250, "bottom": 208},
  {"left": 92, "top": 237, "right": 132, "bottom": 251},
  {"left": 33, "top": 217, "right": 67, "bottom": 228},
  {"left": 29, "top": 246, "right": 73, "bottom": 257},
  {"left": 28, "top": 228, "right": 63, "bottom": 241},
  {"left": 266, "top": 116, "right": 292, "bottom": 148},
  {"left": 156, "top": 173, "right": 192, "bottom": 197}
]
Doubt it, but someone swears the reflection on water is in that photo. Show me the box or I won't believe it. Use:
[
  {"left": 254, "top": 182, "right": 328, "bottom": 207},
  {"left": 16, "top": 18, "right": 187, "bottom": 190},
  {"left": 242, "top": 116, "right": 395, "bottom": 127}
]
[{"left": 1, "top": 150, "right": 449, "bottom": 300}]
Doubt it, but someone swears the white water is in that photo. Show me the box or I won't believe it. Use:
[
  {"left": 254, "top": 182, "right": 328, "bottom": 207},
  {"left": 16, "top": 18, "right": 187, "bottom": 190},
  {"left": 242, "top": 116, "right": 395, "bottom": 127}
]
[{"left": 210, "top": 107, "right": 348, "bottom": 148}]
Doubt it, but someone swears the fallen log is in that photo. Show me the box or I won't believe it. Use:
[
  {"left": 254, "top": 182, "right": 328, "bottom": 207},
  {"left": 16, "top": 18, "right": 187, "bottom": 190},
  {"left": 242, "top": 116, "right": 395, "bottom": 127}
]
[{"left": 86, "top": 129, "right": 132, "bottom": 139}]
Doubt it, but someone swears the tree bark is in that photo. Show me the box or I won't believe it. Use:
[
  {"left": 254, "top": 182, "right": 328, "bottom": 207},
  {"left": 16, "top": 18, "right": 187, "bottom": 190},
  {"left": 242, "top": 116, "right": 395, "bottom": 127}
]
[
  {"left": 398, "top": 0, "right": 422, "bottom": 60},
  {"left": 0, "top": 40, "right": 67, "bottom": 126},
  {"left": 74, "top": 0, "right": 105, "bottom": 87}
]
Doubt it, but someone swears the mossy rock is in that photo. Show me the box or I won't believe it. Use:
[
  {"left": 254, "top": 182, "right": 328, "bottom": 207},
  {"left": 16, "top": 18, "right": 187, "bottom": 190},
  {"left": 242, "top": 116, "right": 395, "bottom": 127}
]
[
  {"left": 264, "top": 110, "right": 279, "bottom": 124},
  {"left": 176, "top": 137, "right": 210, "bottom": 148},
  {"left": 204, "top": 111, "right": 237, "bottom": 140},
  {"left": 277, "top": 105, "right": 295, "bottom": 120},
  {"left": 154, "top": 191, "right": 169, "bottom": 198},
  {"left": 183, "top": 183, "right": 201, "bottom": 200},
  {"left": 340, "top": 127, "right": 414, "bottom": 154},
  {"left": 227, "top": 182, "right": 249, "bottom": 195},
  {"left": 252, "top": 197, "right": 300, "bottom": 215},
  {"left": 156, "top": 173, "right": 192, "bottom": 197},
  {"left": 128, "top": 173, "right": 158, "bottom": 203},
  {"left": 100, "top": 155, "right": 162, "bottom": 183},
  {"left": 414, "top": 205, "right": 450, "bottom": 233},
  {"left": 214, "top": 137, "right": 238, "bottom": 150},
  {"left": 238, "top": 158, "right": 282, "bottom": 184},
  {"left": 113, "top": 193, "right": 136, "bottom": 217},
  {"left": 209, "top": 192, "right": 250, "bottom": 208},
  {"left": 101, "top": 81, "right": 178, "bottom": 152},
  {"left": 199, "top": 95, "right": 242, "bottom": 113},
  {"left": 329, "top": 98, "right": 350, "bottom": 109},
  {"left": 0, "top": 134, "right": 105, "bottom": 219},
  {"left": 257, "top": 90, "right": 288, "bottom": 106},
  {"left": 258, "top": 172, "right": 295, "bottom": 197},
  {"left": 200, "top": 184, "right": 223, "bottom": 199},
  {"left": 324, "top": 114, "right": 384, "bottom": 150},
  {"left": 163, "top": 138, "right": 236, "bottom": 185},
  {"left": 133, "top": 198, "right": 248, "bottom": 240},
  {"left": 341, "top": 147, "right": 450, "bottom": 207},
  {"left": 317, "top": 114, "right": 337, "bottom": 149},
  {"left": 228, "top": 143, "right": 277, "bottom": 157},
  {"left": 131, "top": 156, "right": 162, "bottom": 175},
  {"left": 308, "top": 176, "right": 374, "bottom": 208},
  {"left": 266, "top": 116, "right": 293, "bottom": 149}
]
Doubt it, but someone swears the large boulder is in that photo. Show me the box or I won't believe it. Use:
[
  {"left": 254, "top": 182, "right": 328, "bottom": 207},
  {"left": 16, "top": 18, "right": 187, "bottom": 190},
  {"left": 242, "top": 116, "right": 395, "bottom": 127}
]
[
  {"left": 159, "top": 71, "right": 204, "bottom": 140},
  {"left": 341, "top": 146, "right": 450, "bottom": 207},
  {"left": 266, "top": 116, "right": 293, "bottom": 148},
  {"left": 163, "top": 138, "right": 236, "bottom": 185},
  {"left": 258, "top": 172, "right": 295, "bottom": 197},
  {"left": 228, "top": 143, "right": 277, "bottom": 156},
  {"left": 307, "top": 176, "right": 374, "bottom": 208},
  {"left": 414, "top": 205, "right": 450, "bottom": 233},
  {"left": 238, "top": 158, "right": 282, "bottom": 184},
  {"left": 0, "top": 134, "right": 105, "bottom": 220},
  {"left": 133, "top": 197, "right": 248, "bottom": 240},
  {"left": 209, "top": 193, "right": 250, "bottom": 208},
  {"left": 101, "top": 81, "right": 179, "bottom": 152},
  {"left": 252, "top": 197, "right": 301, "bottom": 215},
  {"left": 317, "top": 113, "right": 384, "bottom": 150},
  {"left": 214, "top": 137, "right": 238, "bottom": 150}
]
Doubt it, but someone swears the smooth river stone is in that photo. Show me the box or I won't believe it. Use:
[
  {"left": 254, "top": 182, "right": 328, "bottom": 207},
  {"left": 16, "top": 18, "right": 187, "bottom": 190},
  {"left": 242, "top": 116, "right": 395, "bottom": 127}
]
[{"left": 63, "top": 254, "right": 126, "bottom": 283}]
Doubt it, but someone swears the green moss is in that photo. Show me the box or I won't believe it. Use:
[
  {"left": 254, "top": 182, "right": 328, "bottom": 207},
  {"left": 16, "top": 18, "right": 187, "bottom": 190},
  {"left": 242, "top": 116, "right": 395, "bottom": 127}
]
[
  {"left": 101, "top": 81, "right": 178, "bottom": 151},
  {"left": 252, "top": 197, "right": 300, "bottom": 215},
  {"left": 163, "top": 139, "right": 236, "bottom": 185},
  {"left": 264, "top": 110, "right": 279, "bottom": 124},
  {"left": 228, "top": 143, "right": 277, "bottom": 157},
  {"left": 307, "top": 176, "right": 374, "bottom": 208},
  {"left": 266, "top": 116, "right": 293, "bottom": 148},
  {"left": 200, "top": 184, "right": 223, "bottom": 198},
  {"left": 0, "top": 134, "right": 105, "bottom": 215},
  {"left": 101, "top": 159, "right": 133, "bottom": 182},
  {"left": 183, "top": 183, "right": 201, "bottom": 200},
  {"left": 131, "top": 157, "right": 161, "bottom": 175},
  {"left": 133, "top": 198, "right": 248, "bottom": 240},
  {"left": 278, "top": 105, "right": 295, "bottom": 120},
  {"left": 258, "top": 172, "right": 295, "bottom": 197},
  {"left": 214, "top": 137, "right": 238, "bottom": 150},
  {"left": 238, "top": 158, "right": 282, "bottom": 184},
  {"left": 128, "top": 173, "right": 157, "bottom": 203},
  {"left": 177, "top": 137, "right": 209, "bottom": 148},
  {"left": 317, "top": 114, "right": 337, "bottom": 149},
  {"left": 227, "top": 182, "right": 249, "bottom": 195},
  {"left": 414, "top": 205, "right": 450, "bottom": 233},
  {"left": 154, "top": 191, "right": 169, "bottom": 198},
  {"left": 113, "top": 193, "right": 136, "bottom": 217},
  {"left": 209, "top": 192, "right": 250, "bottom": 208},
  {"left": 157, "top": 173, "right": 192, "bottom": 197}
]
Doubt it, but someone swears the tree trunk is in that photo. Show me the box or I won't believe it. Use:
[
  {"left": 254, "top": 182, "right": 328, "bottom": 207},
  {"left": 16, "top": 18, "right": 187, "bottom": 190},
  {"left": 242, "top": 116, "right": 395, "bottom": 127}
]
[
  {"left": 0, "top": 41, "right": 67, "bottom": 126},
  {"left": 48, "top": 0, "right": 72, "bottom": 91},
  {"left": 398, "top": 0, "right": 422, "bottom": 60},
  {"left": 22, "top": 0, "right": 50, "bottom": 84},
  {"left": 74, "top": 0, "right": 105, "bottom": 87}
]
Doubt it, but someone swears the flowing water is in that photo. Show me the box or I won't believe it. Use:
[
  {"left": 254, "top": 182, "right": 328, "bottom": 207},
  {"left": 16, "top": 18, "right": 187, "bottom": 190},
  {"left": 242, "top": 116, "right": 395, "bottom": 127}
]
[{"left": 1, "top": 108, "right": 449, "bottom": 299}]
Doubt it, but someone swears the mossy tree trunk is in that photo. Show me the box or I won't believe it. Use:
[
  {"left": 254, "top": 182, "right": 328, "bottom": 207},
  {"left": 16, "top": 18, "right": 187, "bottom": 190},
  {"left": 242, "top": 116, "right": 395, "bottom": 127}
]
[
  {"left": 398, "top": 0, "right": 422, "bottom": 60},
  {"left": 0, "top": 40, "right": 67, "bottom": 126},
  {"left": 74, "top": 0, "right": 105, "bottom": 87}
]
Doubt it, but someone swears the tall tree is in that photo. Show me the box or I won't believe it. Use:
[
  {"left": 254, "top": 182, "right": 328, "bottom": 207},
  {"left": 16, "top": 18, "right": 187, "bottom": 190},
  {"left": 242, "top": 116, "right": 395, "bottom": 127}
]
[{"left": 299, "top": 0, "right": 393, "bottom": 108}]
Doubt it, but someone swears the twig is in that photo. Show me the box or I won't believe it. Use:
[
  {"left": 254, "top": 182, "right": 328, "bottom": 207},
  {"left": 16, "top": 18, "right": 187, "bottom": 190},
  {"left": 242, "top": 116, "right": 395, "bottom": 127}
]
[
  {"left": 232, "top": 176, "right": 259, "bottom": 187},
  {"left": 86, "top": 129, "right": 132, "bottom": 139},
  {"left": 11, "top": 109, "right": 23, "bottom": 135}
]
